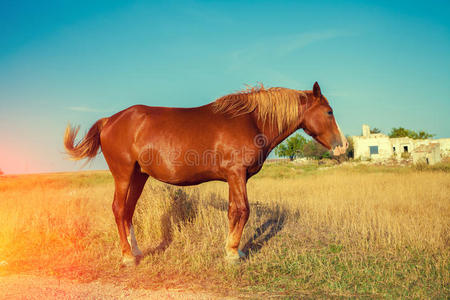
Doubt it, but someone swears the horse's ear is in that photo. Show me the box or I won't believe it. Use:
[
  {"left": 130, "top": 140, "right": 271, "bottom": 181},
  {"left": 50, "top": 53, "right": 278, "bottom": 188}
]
[{"left": 313, "top": 81, "right": 321, "bottom": 97}]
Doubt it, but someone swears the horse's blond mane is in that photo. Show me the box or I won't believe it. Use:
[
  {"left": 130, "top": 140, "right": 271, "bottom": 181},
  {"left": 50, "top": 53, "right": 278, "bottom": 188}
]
[{"left": 212, "top": 84, "right": 307, "bottom": 133}]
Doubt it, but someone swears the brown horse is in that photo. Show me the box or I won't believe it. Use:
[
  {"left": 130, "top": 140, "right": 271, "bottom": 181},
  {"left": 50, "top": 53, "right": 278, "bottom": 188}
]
[{"left": 64, "top": 82, "right": 348, "bottom": 266}]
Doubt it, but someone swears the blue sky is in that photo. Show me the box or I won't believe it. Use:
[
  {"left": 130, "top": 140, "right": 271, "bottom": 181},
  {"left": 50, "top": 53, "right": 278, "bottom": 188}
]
[{"left": 0, "top": 0, "right": 449, "bottom": 174}]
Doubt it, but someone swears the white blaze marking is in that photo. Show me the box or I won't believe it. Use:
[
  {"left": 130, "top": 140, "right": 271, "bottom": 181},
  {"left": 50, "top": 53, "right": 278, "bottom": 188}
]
[
  {"left": 127, "top": 224, "right": 143, "bottom": 257},
  {"left": 334, "top": 122, "right": 348, "bottom": 155}
]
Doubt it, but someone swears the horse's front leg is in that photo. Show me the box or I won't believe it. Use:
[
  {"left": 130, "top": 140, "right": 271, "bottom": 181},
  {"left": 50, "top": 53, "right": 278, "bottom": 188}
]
[{"left": 225, "top": 171, "right": 250, "bottom": 262}]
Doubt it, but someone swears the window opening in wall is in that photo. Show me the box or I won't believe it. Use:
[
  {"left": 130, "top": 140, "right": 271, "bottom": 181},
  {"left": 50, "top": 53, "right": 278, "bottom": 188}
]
[
  {"left": 393, "top": 147, "right": 396, "bottom": 152},
  {"left": 369, "top": 146, "right": 379, "bottom": 155},
  {"left": 403, "top": 146, "right": 408, "bottom": 152}
]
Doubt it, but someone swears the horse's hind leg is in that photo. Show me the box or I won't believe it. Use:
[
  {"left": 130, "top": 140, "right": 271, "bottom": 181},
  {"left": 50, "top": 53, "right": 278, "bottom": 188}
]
[
  {"left": 124, "top": 164, "right": 149, "bottom": 260},
  {"left": 111, "top": 172, "right": 135, "bottom": 266}
]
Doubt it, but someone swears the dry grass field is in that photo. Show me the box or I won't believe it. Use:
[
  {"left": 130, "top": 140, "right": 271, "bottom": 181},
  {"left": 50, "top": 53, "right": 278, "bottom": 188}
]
[{"left": 0, "top": 162, "right": 449, "bottom": 298}]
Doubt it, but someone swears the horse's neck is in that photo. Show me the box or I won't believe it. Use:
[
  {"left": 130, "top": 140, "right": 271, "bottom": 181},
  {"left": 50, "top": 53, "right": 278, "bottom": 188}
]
[
  {"left": 252, "top": 110, "right": 305, "bottom": 154},
  {"left": 268, "top": 123, "right": 302, "bottom": 153}
]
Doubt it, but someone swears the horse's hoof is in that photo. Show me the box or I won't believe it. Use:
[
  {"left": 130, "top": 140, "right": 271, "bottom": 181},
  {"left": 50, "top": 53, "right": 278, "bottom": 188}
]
[
  {"left": 225, "top": 255, "right": 240, "bottom": 264},
  {"left": 120, "top": 255, "right": 137, "bottom": 268},
  {"left": 225, "top": 249, "right": 245, "bottom": 264}
]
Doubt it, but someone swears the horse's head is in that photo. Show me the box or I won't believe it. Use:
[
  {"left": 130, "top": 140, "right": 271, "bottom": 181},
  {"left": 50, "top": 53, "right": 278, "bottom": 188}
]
[{"left": 302, "top": 82, "right": 348, "bottom": 156}]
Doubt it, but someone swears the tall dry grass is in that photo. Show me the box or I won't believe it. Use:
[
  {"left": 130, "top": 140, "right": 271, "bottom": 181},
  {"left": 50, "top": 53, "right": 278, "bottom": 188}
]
[{"left": 0, "top": 164, "right": 448, "bottom": 297}]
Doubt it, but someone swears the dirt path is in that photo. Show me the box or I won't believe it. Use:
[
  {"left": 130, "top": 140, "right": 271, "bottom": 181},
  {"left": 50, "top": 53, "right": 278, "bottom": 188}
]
[{"left": 0, "top": 274, "right": 234, "bottom": 300}]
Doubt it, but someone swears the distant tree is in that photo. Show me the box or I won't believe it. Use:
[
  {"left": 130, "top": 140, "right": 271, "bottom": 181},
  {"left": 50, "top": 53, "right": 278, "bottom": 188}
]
[
  {"left": 345, "top": 136, "right": 354, "bottom": 159},
  {"left": 388, "top": 127, "right": 435, "bottom": 139},
  {"left": 370, "top": 128, "right": 382, "bottom": 134},
  {"left": 302, "top": 140, "right": 330, "bottom": 159},
  {"left": 415, "top": 130, "right": 435, "bottom": 139},
  {"left": 274, "top": 133, "right": 307, "bottom": 160},
  {"left": 388, "top": 127, "right": 414, "bottom": 138}
]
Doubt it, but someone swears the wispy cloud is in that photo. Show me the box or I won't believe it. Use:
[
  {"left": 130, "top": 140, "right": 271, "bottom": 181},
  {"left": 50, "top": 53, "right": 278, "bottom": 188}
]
[
  {"left": 228, "top": 29, "right": 358, "bottom": 71},
  {"left": 67, "top": 106, "right": 109, "bottom": 113},
  {"left": 279, "top": 30, "right": 357, "bottom": 56}
]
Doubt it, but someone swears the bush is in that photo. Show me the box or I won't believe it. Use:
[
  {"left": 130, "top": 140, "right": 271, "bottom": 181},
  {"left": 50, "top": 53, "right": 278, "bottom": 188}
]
[{"left": 401, "top": 152, "right": 411, "bottom": 159}]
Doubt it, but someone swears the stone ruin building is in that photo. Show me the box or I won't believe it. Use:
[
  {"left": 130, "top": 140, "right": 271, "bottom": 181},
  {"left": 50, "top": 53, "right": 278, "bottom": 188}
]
[{"left": 352, "top": 125, "right": 450, "bottom": 165}]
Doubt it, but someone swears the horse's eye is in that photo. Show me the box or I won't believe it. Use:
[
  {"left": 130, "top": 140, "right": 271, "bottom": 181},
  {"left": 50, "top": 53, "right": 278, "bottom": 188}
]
[{"left": 327, "top": 111, "right": 333, "bottom": 116}]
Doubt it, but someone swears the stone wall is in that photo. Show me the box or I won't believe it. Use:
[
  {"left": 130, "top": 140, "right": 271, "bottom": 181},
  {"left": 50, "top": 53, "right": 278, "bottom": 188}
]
[
  {"left": 390, "top": 137, "right": 415, "bottom": 159},
  {"left": 353, "top": 134, "right": 392, "bottom": 161},
  {"left": 436, "top": 138, "right": 450, "bottom": 156},
  {"left": 412, "top": 144, "right": 441, "bottom": 165}
]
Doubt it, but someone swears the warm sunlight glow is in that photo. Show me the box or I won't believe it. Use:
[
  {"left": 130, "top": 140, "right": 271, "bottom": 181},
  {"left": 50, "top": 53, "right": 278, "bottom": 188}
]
[{"left": 0, "top": 143, "right": 47, "bottom": 175}]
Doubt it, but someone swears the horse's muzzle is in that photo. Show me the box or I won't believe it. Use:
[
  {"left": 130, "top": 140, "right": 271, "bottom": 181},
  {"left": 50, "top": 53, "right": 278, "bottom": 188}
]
[{"left": 331, "top": 137, "right": 348, "bottom": 156}]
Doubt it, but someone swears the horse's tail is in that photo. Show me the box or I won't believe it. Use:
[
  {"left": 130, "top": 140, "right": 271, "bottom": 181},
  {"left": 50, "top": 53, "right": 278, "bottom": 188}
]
[{"left": 64, "top": 118, "right": 108, "bottom": 162}]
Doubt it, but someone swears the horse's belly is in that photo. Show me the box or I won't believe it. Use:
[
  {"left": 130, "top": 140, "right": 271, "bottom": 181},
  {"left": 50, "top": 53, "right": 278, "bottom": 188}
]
[{"left": 139, "top": 159, "right": 223, "bottom": 186}]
